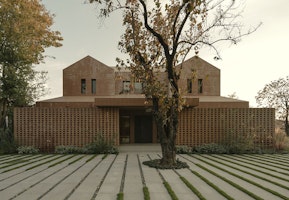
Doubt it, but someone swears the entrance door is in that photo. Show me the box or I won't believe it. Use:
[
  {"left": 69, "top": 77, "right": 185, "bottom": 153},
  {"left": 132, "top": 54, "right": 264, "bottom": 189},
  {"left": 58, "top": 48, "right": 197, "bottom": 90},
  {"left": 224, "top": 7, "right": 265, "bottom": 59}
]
[
  {"left": 135, "top": 116, "right": 152, "bottom": 143},
  {"left": 120, "top": 116, "right": 130, "bottom": 144}
]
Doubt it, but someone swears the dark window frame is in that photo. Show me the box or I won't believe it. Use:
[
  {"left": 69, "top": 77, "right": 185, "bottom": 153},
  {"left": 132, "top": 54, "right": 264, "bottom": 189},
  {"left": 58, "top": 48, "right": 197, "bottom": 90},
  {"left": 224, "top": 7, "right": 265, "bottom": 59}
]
[
  {"left": 81, "top": 79, "right": 86, "bottom": 94},
  {"left": 198, "top": 79, "right": 203, "bottom": 94},
  {"left": 91, "top": 79, "right": 96, "bottom": 94},
  {"left": 187, "top": 79, "right": 192, "bottom": 93}
]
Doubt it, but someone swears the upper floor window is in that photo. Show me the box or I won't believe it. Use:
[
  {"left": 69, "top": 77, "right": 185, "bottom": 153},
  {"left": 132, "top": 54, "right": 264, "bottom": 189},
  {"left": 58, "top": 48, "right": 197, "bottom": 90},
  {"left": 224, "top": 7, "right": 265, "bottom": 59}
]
[
  {"left": 122, "top": 81, "right": 143, "bottom": 94},
  {"left": 91, "top": 79, "right": 96, "bottom": 94},
  {"left": 187, "top": 79, "right": 192, "bottom": 93},
  {"left": 81, "top": 79, "right": 86, "bottom": 94},
  {"left": 123, "top": 81, "right": 131, "bottom": 93},
  {"left": 198, "top": 79, "right": 203, "bottom": 94},
  {"left": 134, "top": 82, "right": 143, "bottom": 94}
]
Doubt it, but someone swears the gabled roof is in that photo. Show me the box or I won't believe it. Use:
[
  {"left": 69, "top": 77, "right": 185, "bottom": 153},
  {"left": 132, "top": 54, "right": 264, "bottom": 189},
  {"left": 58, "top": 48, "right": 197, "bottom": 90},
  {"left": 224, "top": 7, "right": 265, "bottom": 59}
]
[
  {"left": 177, "top": 55, "right": 220, "bottom": 71},
  {"left": 63, "top": 55, "right": 113, "bottom": 73}
]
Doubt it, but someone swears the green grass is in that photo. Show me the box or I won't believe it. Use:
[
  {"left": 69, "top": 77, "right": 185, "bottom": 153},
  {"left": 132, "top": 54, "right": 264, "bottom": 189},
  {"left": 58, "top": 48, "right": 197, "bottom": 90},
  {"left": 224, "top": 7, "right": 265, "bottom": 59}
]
[
  {"left": 209, "top": 155, "right": 289, "bottom": 183},
  {"left": 163, "top": 181, "right": 178, "bottom": 200},
  {"left": 117, "top": 192, "right": 124, "bottom": 200},
  {"left": 192, "top": 155, "right": 289, "bottom": 200},
  {"left": 180, "top": 176, "right": 206, "bottom": 200},
  {"left": 86, "top": 154, "right": 98, "bottom": 162},
  {"left": 1, "top": 154, "right": 54, "bottom": 173},
  {"left": 68, "top": 155, "right": 86, "bottom": 165},
  {"left": 143, "top": 186, "right": 150, "bottom": 200}
]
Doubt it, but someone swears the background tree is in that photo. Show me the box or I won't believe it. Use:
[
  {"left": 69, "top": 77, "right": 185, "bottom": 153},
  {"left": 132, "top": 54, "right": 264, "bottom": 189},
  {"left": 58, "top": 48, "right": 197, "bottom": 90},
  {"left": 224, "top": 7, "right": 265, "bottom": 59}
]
[
  {"left": 90, "top": 0, "right": 259, "bottom": 167},
  {"left": 0, "top": 0, "right": 62, "bottom": 151},
  {"left": 228, "top": 92, "right": 238, "bottom": 99},
  {"left": 256, "top": 76, "right": 289, "bottom": 136}
]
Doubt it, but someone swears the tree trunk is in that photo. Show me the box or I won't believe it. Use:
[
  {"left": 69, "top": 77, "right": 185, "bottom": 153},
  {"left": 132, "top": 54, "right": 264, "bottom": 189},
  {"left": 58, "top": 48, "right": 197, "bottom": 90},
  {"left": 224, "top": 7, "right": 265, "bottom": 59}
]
[
  {"left": 285, "top": 104, "right": 289, "bottom": 136},
  {"left": 154, "top": 105, "right": 179, "bottom": 167},
  {"left": 160, "top": 136, "right": 176, "bottom": 166},
  {"left": 285, "top": 116, "right": 289, "bottom": 136}
]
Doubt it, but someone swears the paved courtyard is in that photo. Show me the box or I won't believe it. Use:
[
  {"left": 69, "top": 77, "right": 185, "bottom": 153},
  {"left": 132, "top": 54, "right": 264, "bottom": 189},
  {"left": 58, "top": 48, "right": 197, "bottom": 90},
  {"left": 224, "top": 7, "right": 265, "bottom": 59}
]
[{"left": 0, "top": 151, "right": 289, "bottom": 200}]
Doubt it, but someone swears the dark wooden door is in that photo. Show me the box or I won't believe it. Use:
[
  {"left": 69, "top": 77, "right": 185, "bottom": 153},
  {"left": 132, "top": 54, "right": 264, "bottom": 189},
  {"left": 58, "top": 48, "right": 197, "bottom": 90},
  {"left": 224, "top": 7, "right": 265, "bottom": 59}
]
[{"left": 135, "top": 116, "right": 152, "bottom": 143}]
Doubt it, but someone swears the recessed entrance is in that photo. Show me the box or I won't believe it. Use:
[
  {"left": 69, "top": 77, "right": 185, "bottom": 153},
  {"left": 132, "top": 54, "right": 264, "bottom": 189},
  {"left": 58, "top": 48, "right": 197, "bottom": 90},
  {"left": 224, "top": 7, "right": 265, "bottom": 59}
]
[
  {"left": 134, "top": 115, "right": 153, "bottom": 143},
  {"left": 120, "top": 116, "right": 130, "bottom": 144}
]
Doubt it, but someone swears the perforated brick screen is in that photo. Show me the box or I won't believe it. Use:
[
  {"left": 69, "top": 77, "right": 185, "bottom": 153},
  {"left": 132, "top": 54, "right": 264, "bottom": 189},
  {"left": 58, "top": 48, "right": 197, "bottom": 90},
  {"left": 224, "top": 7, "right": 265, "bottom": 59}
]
[
  {"left": 177, "top": 108, "right": 275, "bottom": 148},
  {"left": 14, "top": 107, "right": 274, "bottom": 151},
  {"left": 14, "top": 107, "right": 119, "bottom": 152}
]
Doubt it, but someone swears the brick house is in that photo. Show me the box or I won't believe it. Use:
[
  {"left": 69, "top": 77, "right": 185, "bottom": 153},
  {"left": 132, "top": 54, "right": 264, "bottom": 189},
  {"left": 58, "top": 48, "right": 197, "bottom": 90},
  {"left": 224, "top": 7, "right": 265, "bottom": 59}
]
[{"left": 14, "top": 56, "right": 274, "bottom": 151}]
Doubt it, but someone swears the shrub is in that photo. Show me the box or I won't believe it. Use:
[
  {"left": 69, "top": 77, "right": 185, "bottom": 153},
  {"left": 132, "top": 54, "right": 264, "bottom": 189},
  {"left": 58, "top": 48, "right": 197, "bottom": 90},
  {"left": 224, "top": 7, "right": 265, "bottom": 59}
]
[
  {"left": 221, "top": 130, "right": 256, "bottom": 154},
  {"left": 55, "top": 134, "right": 119, "bottom": 154},
  {"left": 193, "top": 143, "right": 227, "bottom": 154},
  {"left": 55, "top": 145, "right": 84, "bottom": 154},
  {"left": 0, "top": 128, "right": 17, "bottom": 154},
  {"left": 176, "top": 145, "right": 192, "bottom": 154},
  {"left": 17, "top": 146, "right": 40, "bottom": 154},
  {"left": 274, "top": 128, "right": 289, "bottom": 152},
  {"left": 83, "top": 134, "right": 118, "bottom": 154}
]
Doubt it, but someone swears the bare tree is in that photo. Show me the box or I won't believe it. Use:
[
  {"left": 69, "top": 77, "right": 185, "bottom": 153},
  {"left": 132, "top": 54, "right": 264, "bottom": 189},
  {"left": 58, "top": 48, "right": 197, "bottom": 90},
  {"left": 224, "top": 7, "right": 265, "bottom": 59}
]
[
  {"left": 89, "top": 0, "right": 260, "bottom": 167},
  {"left": 256, "top": 76, "right": 289, "bottom": 136}
]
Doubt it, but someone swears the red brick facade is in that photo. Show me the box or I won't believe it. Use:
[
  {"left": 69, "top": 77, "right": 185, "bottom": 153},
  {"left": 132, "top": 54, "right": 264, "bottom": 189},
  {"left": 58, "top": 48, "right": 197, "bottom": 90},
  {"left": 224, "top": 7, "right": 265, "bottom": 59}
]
[
  {"left": 14, "top": 107, "right": 274, "bottom": 152},
  {"left": 13, "top": 55, "right": 275, "bottom": 151}
]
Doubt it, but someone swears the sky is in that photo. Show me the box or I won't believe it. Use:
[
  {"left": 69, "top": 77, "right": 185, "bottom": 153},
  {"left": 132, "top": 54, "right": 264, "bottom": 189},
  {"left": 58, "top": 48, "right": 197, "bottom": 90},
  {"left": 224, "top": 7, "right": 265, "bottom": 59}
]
[{"left": 37, "top": 0, "right": 289, "bottom": 107}]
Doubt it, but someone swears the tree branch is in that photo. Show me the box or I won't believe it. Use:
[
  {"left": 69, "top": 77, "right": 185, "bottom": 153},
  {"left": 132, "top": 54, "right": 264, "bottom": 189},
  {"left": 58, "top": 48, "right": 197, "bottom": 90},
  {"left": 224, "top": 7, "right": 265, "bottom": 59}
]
[{"left": 139, "top": 0, "right": 170, "bottom": 57}]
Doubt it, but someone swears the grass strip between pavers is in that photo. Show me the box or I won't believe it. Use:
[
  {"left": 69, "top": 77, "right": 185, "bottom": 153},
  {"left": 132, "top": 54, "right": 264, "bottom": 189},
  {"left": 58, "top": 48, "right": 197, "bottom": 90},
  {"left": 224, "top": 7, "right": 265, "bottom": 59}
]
[
  {"left": 90, "top": 154, "right": 118, "bottom": 199},
  {"left": 0, "top": 154, "right": 43, "bottom": 169},
  {"left": 117, "top": 192, "right": 124, "bottom": 200},
  {"left": 9, "top": 155, "right": 88, "bottom": 200},
  {"left": 209, "top": 155, "right": 289, "bottom": 183},
  {"left": 244, "top": 154, "right": 289, "bottom": 166},
  {"left": 68, "top": 155, "right": 86, "bottom": 165},
  {"left": 137, "top": 154, "right": 151, "bottom": 200},
  {"left": 0, "top": 154, "right": 22, "bottom": 163},
  {"left": 143, "top": 186, "right": 150, "bottom": 200},
  {"left": 180, "top": 156, "right": 234, "bottom": 200},
  {"left": 261, "top": 154, "right": 289, "bottom": 162},
  {"left": 1, "top": 154, "right": 55, "bottom": 173},
  {"left": 163, "top": 181, "right": 178, "bottom": 200},
  {"left": 86, "top": 154, "right": 98, "bottom": 162},
  {"left": 189, "top": 169, "right": 234, "bottom": 200},
  {"left": 25, "top": 155, "right": 65, "bottom": 170},
  {"left": 232, "top": 154, "right": 289, "bottom": 170},
  {"left": 36, "top": 156, "right": 89, "bottom": 200},
  {"left": 47, "top": 155, "right": 77, "bottom": 168},
  {"left": 184, "top": 155, "right": 262, "bottom": 200},
  {"left": 147, "top": 154, "right": 179, "bottom": 200},
  {"left": 192, "top": 155, "right": 289, "bottom": 200},
  {"left": 179, "top": 176, "right": 206, "bottom": 200},
  {"left": 222, "top": 155, "right": 289, "bottom": 176},
  {"left": 118, "top": 154, "right": 128, "bottom": 199},
  {"left": 63, "top": 155, "right": 105, "bottom": 200}
]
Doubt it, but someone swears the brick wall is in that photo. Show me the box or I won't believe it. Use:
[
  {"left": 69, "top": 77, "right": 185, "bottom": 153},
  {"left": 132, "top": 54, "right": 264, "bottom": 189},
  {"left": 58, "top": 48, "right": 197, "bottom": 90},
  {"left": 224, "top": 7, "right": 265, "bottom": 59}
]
[
  {"left": 14, "top": 107, "right": 274, "bottom": 152},
  {"left": 14, "top": 107, "right": 119, "bottom": 152},
  {"left": 177, "top": 108, "right": 275, "bottom": 148}
]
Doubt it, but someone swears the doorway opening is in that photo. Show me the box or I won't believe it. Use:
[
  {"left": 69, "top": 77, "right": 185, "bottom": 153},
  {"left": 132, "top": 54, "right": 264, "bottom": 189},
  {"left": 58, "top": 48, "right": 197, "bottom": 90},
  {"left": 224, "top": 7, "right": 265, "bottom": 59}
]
[{"left": 135, "top": 115, "right": 153, "bottom": 143}]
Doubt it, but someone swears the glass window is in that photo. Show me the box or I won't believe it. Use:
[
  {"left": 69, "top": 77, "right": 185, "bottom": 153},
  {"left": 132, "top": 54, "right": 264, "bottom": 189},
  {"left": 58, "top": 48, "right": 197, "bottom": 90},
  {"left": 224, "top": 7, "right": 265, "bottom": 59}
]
[
  {"left": 198, "top": 79, "right": 203, "bottom": 94},
  {"left": 134, "top": 82, "right": 143, "bottom": 94},
  {"left": 123, "top": 81, "right": 130, "bottom": 93},
  {"left": 187, "top": 79, "right": 192, "bottom": 93},
  {"left": 91, "top": 79, "right": 96, "bottom": 94},
  {"left": 81, "top": 79, "right": 86, "bottom": 94}
]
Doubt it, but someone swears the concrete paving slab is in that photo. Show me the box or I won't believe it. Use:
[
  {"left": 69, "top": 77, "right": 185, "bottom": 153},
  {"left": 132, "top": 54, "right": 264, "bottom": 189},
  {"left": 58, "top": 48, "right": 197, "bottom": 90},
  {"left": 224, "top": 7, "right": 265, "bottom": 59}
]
[
  {"left": 68, "top": 155, "right": 116, "bottom": 200},
  {"left": 12, "top": 155, "right": 86, "bottom": 200},
  {"left": 191, "top": 154, "right": 284, "bottom": 200},
  {"left": 0, "top": 152, "right": 289, "bottom": 200},
  {"left": 122, "top": 154, "right": 144, "bottom": 200},
  {"left": 96, "top": 154, "right": 126, "bottom": 197},
  {"left": 138, "top": 153, "right": 171, "bottom": 200},
  {"left": 41, "top": 155, "right": 100, "bottom": 200}
]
